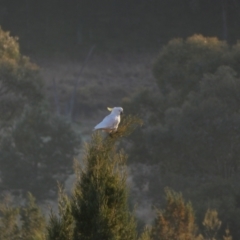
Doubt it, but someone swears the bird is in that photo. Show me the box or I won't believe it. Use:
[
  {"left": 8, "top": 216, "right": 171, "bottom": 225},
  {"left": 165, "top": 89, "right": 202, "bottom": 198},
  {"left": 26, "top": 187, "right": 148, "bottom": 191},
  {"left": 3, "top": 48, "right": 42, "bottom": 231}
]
[{"left": 93, "top": 107, "right": 123, "bottom": 133}]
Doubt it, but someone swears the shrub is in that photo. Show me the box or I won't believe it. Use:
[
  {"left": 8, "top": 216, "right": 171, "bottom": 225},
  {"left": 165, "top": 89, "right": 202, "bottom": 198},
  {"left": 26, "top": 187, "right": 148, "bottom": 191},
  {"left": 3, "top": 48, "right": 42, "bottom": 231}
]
[{"left": 151, "top": 188, "right": 198, "bottom": 240}]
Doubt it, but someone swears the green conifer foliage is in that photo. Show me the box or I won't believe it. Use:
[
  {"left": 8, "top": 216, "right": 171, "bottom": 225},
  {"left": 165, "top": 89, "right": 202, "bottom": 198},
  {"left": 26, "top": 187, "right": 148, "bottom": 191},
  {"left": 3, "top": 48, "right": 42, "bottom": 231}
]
[
  {"left": 20, "top": 193, "right": 46, "bottom": 240},
  {"left": 0, "top": 193, "right": 46, "bottom": 240},
  {"left": 72, "top": 115, "right": 142, "bottom": 240},
  {"left": 0, "top": 196, "right": 20, "bottom": 240},
  {"left": 47, "top": 185, "right": 74, "bottom": 240},
  {"left": 47, "top": 115, "right": 142, "bottom": 240},
  {"left": 151, "top": 188, "right": 198, "bottom": 240}
]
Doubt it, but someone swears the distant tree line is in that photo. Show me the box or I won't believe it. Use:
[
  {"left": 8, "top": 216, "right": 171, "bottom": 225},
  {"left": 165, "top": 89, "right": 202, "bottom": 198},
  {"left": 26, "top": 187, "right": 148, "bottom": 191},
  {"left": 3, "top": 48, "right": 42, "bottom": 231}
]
[
  {"left": 1, "top": 0, "right": 240, "bottom": 52},
  {"left": 0, "top": 116, "right": 234, "bottom": 240},
  {"left": 0, "top": 27, "right": 80, "bottom": 199},
  {"left": 1, "top": 18, "right": 240, "bottom": 239},
  {"left": 123, "top": 34, "right": 240, "bottom": 239}
]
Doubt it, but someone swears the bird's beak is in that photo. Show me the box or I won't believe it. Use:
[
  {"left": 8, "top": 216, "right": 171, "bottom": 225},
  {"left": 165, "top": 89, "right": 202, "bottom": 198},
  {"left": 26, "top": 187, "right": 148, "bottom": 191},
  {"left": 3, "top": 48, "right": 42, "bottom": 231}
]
[{"left": 120, "top": 111, "right": 123, "bottom": 115}]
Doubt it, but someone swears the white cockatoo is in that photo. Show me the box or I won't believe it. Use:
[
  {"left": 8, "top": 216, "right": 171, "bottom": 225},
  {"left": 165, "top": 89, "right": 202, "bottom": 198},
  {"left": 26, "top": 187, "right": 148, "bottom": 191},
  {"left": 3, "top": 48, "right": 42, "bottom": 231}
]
[{"left": 93, "top": 107, "right": 123, "bottom": 133}]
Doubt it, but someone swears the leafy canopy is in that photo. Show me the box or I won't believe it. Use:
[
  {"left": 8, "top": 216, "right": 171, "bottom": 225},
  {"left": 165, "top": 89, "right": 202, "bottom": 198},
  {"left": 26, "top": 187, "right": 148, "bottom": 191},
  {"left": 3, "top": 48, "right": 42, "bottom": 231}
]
[{"left": 0, "top": 27, "right": 43, "bottom": 124}]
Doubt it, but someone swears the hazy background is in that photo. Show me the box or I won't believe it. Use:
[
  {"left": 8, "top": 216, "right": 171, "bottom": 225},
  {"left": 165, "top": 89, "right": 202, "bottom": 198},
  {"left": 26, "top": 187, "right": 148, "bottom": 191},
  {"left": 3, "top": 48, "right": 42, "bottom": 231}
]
[
  {"left": 1, "top": 0, "right": 240, "bottom": 238},
  {"left": 1, "top": 0, "right": 239, "bottom": 53}
]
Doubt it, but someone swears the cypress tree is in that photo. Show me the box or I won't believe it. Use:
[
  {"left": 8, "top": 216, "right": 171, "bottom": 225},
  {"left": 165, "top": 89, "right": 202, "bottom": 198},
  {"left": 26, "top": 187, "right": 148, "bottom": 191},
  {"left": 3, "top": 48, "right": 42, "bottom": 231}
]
[
  {"left": 47, "top": 115, "right": 142, "bottom": 240},
  {"left": 0, "top": 193, "right": 46, "bottom": 240},
  {"left": 0, "top": 196, "right": 20, "bottom": 240},
  {"left": 72, "top": 115, "right": 141, "bottom": 240},
  {"left": 20, "top": 193, "right": 46, "bottom": 240},
  {"left": 47, "top": 185, "right": 74, "bottom": 240}
]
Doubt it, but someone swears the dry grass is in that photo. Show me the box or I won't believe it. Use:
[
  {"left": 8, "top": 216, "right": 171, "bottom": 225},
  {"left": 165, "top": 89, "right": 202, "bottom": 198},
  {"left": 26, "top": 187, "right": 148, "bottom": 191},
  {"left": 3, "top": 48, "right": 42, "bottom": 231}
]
[{"left": 33, "top": 52, "right": 158, "bottom": 123}]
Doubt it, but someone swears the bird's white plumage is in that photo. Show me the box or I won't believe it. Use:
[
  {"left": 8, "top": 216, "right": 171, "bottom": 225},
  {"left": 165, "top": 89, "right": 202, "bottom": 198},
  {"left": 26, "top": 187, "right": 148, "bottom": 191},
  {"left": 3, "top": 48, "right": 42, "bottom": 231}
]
[{"left": 93, "top": 107, "right": 123, "bottom": 133}]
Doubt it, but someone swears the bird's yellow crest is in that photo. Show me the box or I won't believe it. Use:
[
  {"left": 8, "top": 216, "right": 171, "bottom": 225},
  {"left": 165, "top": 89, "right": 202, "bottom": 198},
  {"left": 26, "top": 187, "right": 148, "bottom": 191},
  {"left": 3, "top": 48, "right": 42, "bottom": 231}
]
[{"left": 107, "top": 107, "right": 113, "bottom": 111}]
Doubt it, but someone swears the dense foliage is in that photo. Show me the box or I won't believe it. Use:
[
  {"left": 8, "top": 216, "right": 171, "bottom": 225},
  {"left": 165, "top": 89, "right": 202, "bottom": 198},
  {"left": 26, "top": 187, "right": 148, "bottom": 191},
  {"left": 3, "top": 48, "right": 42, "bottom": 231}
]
[
  {"left": 0, "top": 193, "right": 46, "bottom": 240},
  {"left": 1, "top": 2, "right": 240, "bottom": 237},
  {"left": 0, "top": 117, "right": 234, "bottom": 240},
  {"left": 0, "top": 104, "right": 80, "bottom": 199},
  {"left": 123, "top": 35, "right": 240, "bottom": 239},
  {"left": 124, "top": 35, "right": 240, "bottom": 172},
  {"left": 0, "top": 26, "right": 43, "bottom": 125},
  {"left": 153, "top": 35, "right": 229, "bottom": 103},
  {"left": 151, "top": 188, "right": 198, "bottom": 240},
  {"left": 0, "top": 27, "right": 80, "bottom": 199}
]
